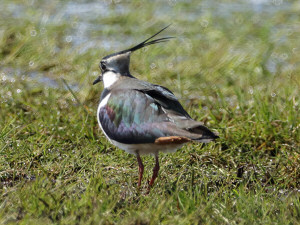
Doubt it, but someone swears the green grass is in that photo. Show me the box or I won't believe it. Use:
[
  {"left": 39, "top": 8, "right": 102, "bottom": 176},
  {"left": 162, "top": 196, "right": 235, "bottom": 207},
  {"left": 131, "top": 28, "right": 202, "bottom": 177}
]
[{"left": 0, "top": 0, "right": 299, "bottom": 224}]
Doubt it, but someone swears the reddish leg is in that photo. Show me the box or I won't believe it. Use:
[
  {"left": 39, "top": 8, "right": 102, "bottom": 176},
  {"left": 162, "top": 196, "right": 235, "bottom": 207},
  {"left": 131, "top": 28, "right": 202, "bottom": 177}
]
[
  {"left": 149, "top": 153, "right": 160, "bottom": 188},
  {"left": 136, "top": 152, "right": 144, "bottom": 187}
]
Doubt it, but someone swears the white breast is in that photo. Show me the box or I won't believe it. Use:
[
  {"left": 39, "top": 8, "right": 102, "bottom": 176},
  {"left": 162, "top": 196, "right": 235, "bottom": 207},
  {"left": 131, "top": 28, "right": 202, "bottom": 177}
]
[
  {"left": 98, "top": 93, "right": 111, "bottom": 109},
  {"left": 97, "top": 93, "right": 112, "bottom": 143}
]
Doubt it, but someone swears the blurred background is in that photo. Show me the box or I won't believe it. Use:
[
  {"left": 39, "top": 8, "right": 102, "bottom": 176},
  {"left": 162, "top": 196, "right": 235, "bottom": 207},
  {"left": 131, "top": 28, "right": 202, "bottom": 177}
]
[
  {"left": 0, "top": 0, "right": 299, "bottom": 223},
  {"left": 1, "top": 0, "right": 299, "bottom": 104}
]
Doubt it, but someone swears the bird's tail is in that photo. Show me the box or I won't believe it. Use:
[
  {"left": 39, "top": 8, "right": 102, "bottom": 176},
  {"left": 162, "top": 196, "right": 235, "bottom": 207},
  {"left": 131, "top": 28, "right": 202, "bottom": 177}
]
[{"left": 187, "top": 124, "right": 219, "bottom": 143}]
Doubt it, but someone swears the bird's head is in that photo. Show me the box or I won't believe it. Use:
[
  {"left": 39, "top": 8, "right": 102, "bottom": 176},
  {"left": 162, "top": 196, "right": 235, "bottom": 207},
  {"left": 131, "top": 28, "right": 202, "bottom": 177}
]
[{"left": 93, "top": 25, "right": 174, "bottom": 88}]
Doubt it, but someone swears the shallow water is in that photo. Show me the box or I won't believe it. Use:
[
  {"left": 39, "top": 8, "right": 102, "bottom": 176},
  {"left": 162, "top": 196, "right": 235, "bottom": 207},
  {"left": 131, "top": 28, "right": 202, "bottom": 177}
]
[{"left": 0, "top": 66, "right": 79, "bottom": 91}]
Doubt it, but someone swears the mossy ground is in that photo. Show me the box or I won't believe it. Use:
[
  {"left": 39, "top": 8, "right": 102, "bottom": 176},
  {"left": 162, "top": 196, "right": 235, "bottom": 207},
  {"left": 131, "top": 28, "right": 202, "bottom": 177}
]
[{"left": 0, "top": 0, "right": 299, "bottom": 224}]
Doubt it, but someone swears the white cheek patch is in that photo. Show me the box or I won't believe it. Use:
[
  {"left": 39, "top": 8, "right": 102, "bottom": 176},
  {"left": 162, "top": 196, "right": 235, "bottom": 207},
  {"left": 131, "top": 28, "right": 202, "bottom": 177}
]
[{"left": 102, "top": 71, "right": 120, "bottom": 88}]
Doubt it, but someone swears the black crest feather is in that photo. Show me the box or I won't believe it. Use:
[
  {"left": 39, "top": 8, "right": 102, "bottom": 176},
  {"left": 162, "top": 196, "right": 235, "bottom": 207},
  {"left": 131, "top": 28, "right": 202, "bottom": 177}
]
[
  {"left": 126, "top": 24, "right": 174, "bottom": 52},
  {"left": 103, "top": 24, "right": 174, "bottom": 59}
]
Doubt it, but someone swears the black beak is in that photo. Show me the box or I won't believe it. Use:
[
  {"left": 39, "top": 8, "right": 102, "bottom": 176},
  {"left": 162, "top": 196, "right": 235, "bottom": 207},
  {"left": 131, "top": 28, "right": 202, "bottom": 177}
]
[{"left": 93, "top": 76, "right": 102, "bottom": 85}]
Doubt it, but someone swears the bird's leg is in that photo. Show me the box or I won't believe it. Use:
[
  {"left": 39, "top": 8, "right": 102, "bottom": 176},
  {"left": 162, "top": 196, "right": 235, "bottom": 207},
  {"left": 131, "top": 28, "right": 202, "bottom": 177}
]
[
  {"left": 136, "top": 152, "right": 144, "bottom": 188},
  {"left": 149, "top": 153, "right": 160, "bottom": 188}
]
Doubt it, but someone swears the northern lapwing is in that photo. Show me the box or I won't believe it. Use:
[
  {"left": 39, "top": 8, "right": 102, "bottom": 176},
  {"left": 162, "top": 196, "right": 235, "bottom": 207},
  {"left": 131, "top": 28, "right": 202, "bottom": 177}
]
[{"left": 93, "top": 25, "right": 218, "bottom": 189}]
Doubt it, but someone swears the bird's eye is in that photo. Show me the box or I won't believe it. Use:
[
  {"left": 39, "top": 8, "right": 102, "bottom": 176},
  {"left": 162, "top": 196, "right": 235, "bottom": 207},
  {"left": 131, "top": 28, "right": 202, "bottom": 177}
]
[{"left": 100, "top": 62, "right": 106, "bottom": 71}]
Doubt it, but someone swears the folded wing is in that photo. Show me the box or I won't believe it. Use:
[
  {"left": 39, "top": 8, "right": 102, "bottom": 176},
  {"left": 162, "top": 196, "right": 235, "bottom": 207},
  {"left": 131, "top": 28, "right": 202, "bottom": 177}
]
[{"left": 98, "top": 85, "right": 218, "bottom": 144}]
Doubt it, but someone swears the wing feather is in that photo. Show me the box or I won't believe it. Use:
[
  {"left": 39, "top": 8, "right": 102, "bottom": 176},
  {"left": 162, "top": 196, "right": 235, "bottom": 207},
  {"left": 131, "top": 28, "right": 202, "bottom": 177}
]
[{"left": 99, "top": 78, "right": 218, "bottom": 144}]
